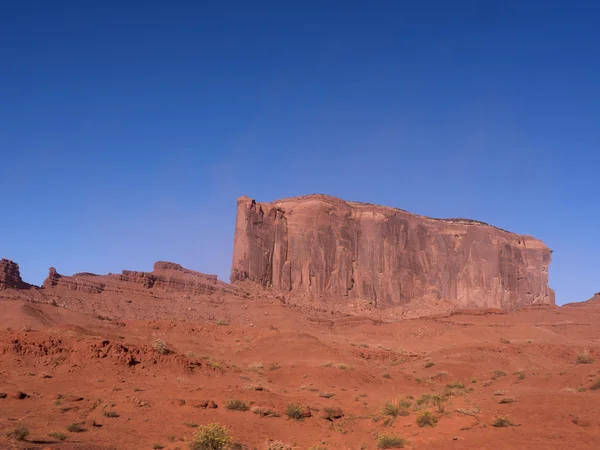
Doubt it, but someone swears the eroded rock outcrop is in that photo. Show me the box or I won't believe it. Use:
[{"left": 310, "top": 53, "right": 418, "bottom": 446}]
[
  {"left": 231, "top": 194, "right": 555, "bottom": 311},
  {"left": 43, "top": 261, "right": 233, "bottom": 297},
  {"left": 0, "top": 259, "right": 26, "bottom": 290}
]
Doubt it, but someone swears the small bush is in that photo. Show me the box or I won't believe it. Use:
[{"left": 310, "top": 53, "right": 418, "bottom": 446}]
[
  {"left": 153, "top": 445, "right": 165, "bottom": 450},
  {"left": 416, "top": 411, "right": 438, "bottom": 427},
  {"left": 377, "top": 434, "right": 405, "bottom": 448},
  {"left": 492, "top": 416, "right": 513, "bottom": 427},
  {"left": 252, "top": 406, "right": 280, "bottom": 417},
  {"left": 499, "top": 397, "right": 514, "bottom": 404},
  {"left": 500, "top": 338, "right": 511, "bottom": 344},
  {"left": 446, "top": 381, "right": 465, "bottom": 390},
  {"left": 48, "top": 431, "right": 67, "bottom": 441},
  {"left": 590, "top": 379, "right": 600, "bottom": 391},
  {"left": 184, "top": 422, "right": 199, "bottom": 428},
  {"left": 514, "top": 371, "right": 525, "bottom": 380},
  {"left": 6, "top": 424, "right": 29, "bottom": 441},
  {"left": 103, "top": 410, "right": 119, "bottom": 418},
  {"left": 225, "top": 399, "right": 249, "bottom": 411},
  {"left": 216, "top": 319, "right": 229, "bottom": 326},
  {"left": 415, "top": 393, "right": 432, "bottom": 407},
  {"left": 383, "top": 399, "right": 409, "bottom": 417},
  {"left": 319, "top": 392, "right": 335, "bottom": 398},
  {"left": 266, "top": 441, "right": 292, "bottom": 450},
  {"left": 152, "top": 339, "right": 171, "bottom": 355},
  {"left": 424, "top": 361, "right": 435, "bottom": 368},
  {"left": 268, "top": 362, "right": 281, "bottom": 371},
  {"left": 66, "top": 422, "right": 85, "bottom": 433},
  {"left": 286, "top": 403, "right": 304, "bottom": 420},
  {"left": 189, "top": 423, "right": 231, "bottom": 450},
  {"left": 248, "top": 362, "right": 264, "bottom": 371},
  {"left": 492, "top": 370, "right": 507, "bottom": 380},
  {"left": 577, "top": 351, "right": 594, "bottom": 364},
  {"left": 382, "top": 372, "right": 392, "bottom": 379}
]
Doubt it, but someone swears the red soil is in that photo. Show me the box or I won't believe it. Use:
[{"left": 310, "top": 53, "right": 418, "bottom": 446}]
[{"left": 1, "top": 288, "right": 600, "bottom": 449}]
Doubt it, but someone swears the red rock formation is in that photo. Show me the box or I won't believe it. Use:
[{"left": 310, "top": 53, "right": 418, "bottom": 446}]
[
  {"left": 231, "top": 194, "right": 555, "bottom": 311},
  {"left": 43, "top": 261, "right": 234, "bottom": 298},
  {"left": 0, "top": 259, "right": 25, "bottom": 290}
]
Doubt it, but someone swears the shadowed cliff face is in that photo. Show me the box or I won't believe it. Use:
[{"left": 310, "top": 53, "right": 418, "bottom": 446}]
[{"left": 231, "top": 195, "right": 555, "bottom": 311}]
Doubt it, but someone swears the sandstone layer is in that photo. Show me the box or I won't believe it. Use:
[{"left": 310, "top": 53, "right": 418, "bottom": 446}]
[{"left": 231, "top": 194, "right": 555, "bottom": 311}]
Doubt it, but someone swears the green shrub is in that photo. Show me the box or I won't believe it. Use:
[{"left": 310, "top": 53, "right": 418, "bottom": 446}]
[
  {"left": 66, "top": 422, "right": 85, "bottom": 433},
  {"left": 225, "top": 399, "right": 249, "bottom": 411},
  {"left": 383, "top": 399, "right": 409, "bottom": 417},
  {"left": 48, "top": 431, "right": 67, "bottom": 441},
  {"left": 377, "top": 434, "right": 405, "bottom": 448},
  {"left": 266, "top": 441, "right": 292, "bottom": 450},
  {"left": 416, "top": 411, "right": 438, "bottom": 427},
  {"left": 492, "top": 370, "right": 507, "bottom": 380},
  {"left": 492, "top": 416, "right": 513, "bottom": 427},
  {"left": 189, "top": 423, "right": 231, "bottom": 450},
  {"left": 6, "top": 424, "right": 29, "bottom": 441},
  {"left": 286, "top": 403, "right": 304, "bottom": 420}
]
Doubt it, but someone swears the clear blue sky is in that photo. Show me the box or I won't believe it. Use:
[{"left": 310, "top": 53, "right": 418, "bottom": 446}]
[{"left": 1, "top": 1, "right": 598, "bottom": 305}]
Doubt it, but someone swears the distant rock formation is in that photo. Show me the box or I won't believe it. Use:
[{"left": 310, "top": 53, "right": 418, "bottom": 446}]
[
  {"left": 0, "top": 259, "right": 26, "bottom": 290},
  {"left": 43, "top": 261, "right": 235, "bottom": 297},
  {"left": 231, "top": 194, "right": 555, "bottom": 311}
]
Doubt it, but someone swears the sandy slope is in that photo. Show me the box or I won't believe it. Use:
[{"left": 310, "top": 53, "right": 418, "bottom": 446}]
[{"left": 1, "top": 293, "right": 599, "bottom": 449}]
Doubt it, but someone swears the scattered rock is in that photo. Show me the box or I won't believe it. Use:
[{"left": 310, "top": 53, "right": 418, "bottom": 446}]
[{"left": 7, "top": 391, "right": 27, "bottom": 399}]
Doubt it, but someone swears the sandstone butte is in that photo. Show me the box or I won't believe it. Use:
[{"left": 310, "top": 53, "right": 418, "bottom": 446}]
[{"left": 231, "top": 194, "right": 555, "bottom": 311}]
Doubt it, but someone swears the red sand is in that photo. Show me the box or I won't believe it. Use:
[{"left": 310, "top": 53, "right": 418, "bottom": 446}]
[{"left": 1, "top": 290, "right": 600, "bottom": 449}]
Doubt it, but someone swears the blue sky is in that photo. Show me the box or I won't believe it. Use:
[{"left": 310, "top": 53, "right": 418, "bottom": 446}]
[{"left": 1, "top": 1, "right": 598, "bottom": 305}]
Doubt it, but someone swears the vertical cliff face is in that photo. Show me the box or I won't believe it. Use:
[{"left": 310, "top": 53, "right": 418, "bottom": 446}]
[{"left": 231, "top": 195, "right": 555, "bottom": 311}]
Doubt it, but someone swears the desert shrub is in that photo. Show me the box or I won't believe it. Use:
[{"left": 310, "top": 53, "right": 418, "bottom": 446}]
[
  {"left": 248, "top": 362, "right": 264, "bottom": 371},
  {"left": 103, "top": 410, "right": 119, "bottom": 418},
  {"left": 152, "top": 339, "right": 171, "bottom": 355},
  {"left": 286, "top": 403, "right": 304, "bottom": 420},
  {"left": 216, "top": 319, "right": 229, "bottom": 326},
  {"left": 268, "top": 363, "right": 281, "bottom": 371},
  {"left": 590, "top": 379, "right": 600, "bottom": 390},
  {"left": 48, "top": 431, "right": 67, "bottom": 441},
  {"left": 153, "top": 445, "right": 165, "bottom": 450},
  {"left": 415, "top": 393, "right": 432, "bottom": 407},
  {"left": 492, "top": 416, "right": 513, "bottom": 427},
  {"left": 432, "top": 395, "right": 447, "bottom": 414},
  {"left": 424, "top": 361, "right": 435, "bottom": 368},
  {"left": 189, "top": 423, "right": 231, "bottom": 450},
  {"left": 266, "top": 441, "right": 292, "bottom": 450},
  {"left": 377, "top": 434, "right": 405, "bottom": 448},
  {"left": 66, "top": 422, "right": 85, "bottom": 433},
  {"left": 492, "top": 370, "right": 507, "bottom": 380},
  {"left": 252, "top": 407, "right": 280, "bottom": 417},
  {"left": 446, "top": 381, "right": 465, "bottom": 389},
  {"left": 319, "top": 392, "right": 335, "bottom": 398},
  {"left": 416, "top": 411, "right": 438, "bottom": 427},
  {"left": 6, "top": 424, "right": 29, "bottom": 441},
  {"left": 500, "top": 338, "right": 511, "bottom": 344},
  {"left": 225, "top": 399, "right": 249, "bottom": 411},
  {"left": 577, "top": 351, "right": 594, "bottom": 364},
  {"left": 383, "top": 399, "right": 409, "bottom": 417},
  {"left": 499, "top": 397, "right": 514, "bottom": 404},
  {"left": 514, "top": 371, "right": 525, "bottom": 380},
  {"left": 382, "top": 372, "right": 391, "bottom": 379}
]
